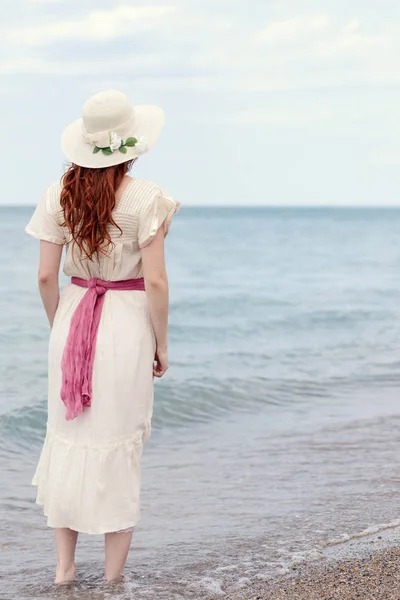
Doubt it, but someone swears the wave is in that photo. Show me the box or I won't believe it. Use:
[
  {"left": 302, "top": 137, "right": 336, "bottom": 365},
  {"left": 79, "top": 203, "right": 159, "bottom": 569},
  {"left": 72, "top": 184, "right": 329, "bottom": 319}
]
[
  {"left": 0, "top": 376, "right": 332, "bottom": 447},
  {"left": 0, "top": 402, "right": 47, "bottom": 449},
  {"left": 325, "top": 519, "right": 400, "bottom": 547},
  {"left": 1, "top": 370, "right": 399, "bottom": 450}
]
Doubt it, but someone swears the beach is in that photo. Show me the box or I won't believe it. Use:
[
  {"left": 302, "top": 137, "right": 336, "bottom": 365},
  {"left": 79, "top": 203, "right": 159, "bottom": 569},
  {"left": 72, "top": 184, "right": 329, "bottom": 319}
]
[
  {"left": 233, "top": 528, "right": 400, "bottom": 600},
  {"left": 237, "top": 549, "right": 400, "bottom": 600},
  {"left": 2, "top": 205, "right": 400, "bottom": 599}
]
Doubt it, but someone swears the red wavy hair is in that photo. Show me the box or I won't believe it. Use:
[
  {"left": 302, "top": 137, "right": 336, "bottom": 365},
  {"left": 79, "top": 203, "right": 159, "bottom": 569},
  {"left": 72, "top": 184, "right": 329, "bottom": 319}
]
[{"left": 60, "top": 160, "right": 135, "bottom": 260}]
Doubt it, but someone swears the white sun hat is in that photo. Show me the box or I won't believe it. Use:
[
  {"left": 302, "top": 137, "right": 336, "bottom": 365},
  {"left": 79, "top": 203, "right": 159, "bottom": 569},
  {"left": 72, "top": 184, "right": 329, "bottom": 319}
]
[{"left": 61, "top": 90, "right": 165, "bottom": 169}]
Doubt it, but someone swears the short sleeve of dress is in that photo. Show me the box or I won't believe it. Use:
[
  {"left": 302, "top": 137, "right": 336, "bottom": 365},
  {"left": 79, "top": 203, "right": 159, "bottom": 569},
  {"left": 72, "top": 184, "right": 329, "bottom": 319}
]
[
  {"left": 25, "top": 187, "right": 66, "bottom": 245},
  {"left": 138, "top": 188, "right": 180, "bottom": 249}
]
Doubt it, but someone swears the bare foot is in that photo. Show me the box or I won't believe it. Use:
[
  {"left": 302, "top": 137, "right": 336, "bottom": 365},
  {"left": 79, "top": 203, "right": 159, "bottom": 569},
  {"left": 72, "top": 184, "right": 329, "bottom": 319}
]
[
  {"left": 54, "top": 565, "right": 76, "bottom": 585},
  {"left": 105, "top": 573, "right": 124, "bottom": 583}
]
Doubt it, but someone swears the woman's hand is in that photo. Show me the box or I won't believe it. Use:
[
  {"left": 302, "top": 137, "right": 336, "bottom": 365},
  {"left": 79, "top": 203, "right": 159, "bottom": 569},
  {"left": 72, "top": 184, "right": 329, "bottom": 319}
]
[{"left": 153, "top": 347, "right": 168, "bottom": 378}]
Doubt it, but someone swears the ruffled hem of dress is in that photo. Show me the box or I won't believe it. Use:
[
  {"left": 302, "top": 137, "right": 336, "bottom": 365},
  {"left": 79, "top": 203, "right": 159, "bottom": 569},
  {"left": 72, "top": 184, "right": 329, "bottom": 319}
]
[
  {"left": 32, "top": 425, "right": 151, "bottom": 534},
  {"left": 34, "top": 498, "right": 141, "bottom": 535}
]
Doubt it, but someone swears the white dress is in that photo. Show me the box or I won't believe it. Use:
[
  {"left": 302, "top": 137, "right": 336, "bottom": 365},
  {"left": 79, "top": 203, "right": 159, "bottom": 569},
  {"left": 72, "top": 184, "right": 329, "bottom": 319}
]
[{"left": 25, "top": 177, "right": 180, "bottom": 534}]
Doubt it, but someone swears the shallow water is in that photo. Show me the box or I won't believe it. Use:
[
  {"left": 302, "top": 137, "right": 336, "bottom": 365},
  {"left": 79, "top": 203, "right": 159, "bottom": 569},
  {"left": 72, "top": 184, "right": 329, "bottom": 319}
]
[{"left": 2, "top": 206, "right": 400, "bottom": 598}]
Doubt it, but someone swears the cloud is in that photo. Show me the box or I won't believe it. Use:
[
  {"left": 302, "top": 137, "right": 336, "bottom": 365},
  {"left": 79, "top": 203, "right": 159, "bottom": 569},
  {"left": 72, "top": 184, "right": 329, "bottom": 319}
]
[
  {"left": 252, "top": 13, "right": 394, "bottom": 61},
  {"left": 6, "top": 5, "right": 176, "bottom": 45},
  {"left": 253, "top": 14, "right": 332, "bottom": 44},
  {"left": 2, "top": 7, "right": 400, "bottom": 97},
  {"left": 244, "top": 15, "right": 400, "bottom": 90},
  {"left": 25, "top": 0, "right": 63, "bottom": 3},
  {"left": 372, "top": 152, "right": 400, "bottom": 166},
  {"left": 237, "top": 108, "right": 333, "bottom": 125},
  {"left": 0, "top": 58, "right": 50, "bottom": 74},
  {"left": 0, "top": 52, "right": 214, "bottom": 82},
  {"left": 0, "top": 54, "right": 174, "bottom": 76}
]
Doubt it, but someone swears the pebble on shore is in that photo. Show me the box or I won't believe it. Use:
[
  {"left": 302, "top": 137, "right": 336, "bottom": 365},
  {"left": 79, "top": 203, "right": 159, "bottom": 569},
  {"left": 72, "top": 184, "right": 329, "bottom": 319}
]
[{"left": 229, "top": 545, "right": 400, "bottom": 600}]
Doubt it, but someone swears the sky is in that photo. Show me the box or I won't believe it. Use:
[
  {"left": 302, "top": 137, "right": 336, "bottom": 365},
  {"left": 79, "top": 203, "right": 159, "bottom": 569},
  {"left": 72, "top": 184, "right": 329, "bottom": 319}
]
[{"left": 1, "top": 0, "right": 400, "bottom": 206}]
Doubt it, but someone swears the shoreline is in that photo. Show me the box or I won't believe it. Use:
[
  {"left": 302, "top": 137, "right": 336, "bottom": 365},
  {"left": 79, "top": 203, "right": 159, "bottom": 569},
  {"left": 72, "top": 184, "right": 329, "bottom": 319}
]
[{"left": 233, "top": 527, "right": 400, "bottom": 600}]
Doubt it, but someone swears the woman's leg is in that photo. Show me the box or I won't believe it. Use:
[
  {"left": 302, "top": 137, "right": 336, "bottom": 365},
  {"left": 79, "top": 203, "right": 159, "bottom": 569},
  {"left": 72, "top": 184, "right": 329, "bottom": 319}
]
[
  {"left": 104, "top": 529, "right": 133, "bottom": 581},
  {"left": 54, "top": 528, "right": 78, "bottom": 584}
]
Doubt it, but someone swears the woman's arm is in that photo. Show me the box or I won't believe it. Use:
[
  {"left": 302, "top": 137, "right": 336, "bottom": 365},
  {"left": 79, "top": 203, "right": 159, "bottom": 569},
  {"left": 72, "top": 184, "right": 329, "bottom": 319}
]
[
  {"left": 38, "top": 240, "right": 63, "bottom": 327},
  {"left": 140, "top": 226, "right": 169, "bottom": 377}
]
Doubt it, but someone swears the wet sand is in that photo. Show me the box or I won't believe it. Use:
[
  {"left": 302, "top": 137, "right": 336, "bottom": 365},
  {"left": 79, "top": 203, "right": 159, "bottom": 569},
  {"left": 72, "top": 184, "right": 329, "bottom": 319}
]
[
  {"left": 238, "top": 548, "right": 400, "bottom": 599},
  {"left": 233, "top": 531, "right": 400, "bottom": 600}
]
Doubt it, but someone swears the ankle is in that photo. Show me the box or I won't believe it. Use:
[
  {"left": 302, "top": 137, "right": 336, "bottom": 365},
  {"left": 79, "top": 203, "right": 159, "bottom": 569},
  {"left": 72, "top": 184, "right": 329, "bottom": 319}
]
[
  {"left": 57, "top": 561, "right": 75, "bottom": 572},
  {"left": 105, "top": 573, "right": 123, "bottom": 582},
  {"left": 55, "top": 563, "right": 76, "bottom": 584}
]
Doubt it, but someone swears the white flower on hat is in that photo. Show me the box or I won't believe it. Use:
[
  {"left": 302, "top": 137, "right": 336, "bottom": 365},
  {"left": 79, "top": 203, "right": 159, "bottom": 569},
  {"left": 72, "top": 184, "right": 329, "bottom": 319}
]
[
  {"left": 134, "top": 136, "right": 149, "bottom": 155},
  {"left": 92, "top": 133, "right": 149, "bottom": 157},
  {"left": 109, "top": 131, "right": 122, "bottom": 152}
]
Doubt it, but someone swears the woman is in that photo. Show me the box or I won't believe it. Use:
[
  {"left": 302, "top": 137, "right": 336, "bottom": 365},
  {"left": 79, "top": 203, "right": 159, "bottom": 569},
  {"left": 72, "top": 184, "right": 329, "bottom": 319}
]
[{"left": 25, "top": 90, "right": 180, "bottom": 584}]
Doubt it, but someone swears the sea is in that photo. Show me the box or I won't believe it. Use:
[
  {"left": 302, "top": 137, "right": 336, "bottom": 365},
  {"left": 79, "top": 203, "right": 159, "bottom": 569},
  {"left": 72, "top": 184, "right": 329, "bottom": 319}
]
[{"left": 1, "top": 205, "right": 400, "bottom": 599}]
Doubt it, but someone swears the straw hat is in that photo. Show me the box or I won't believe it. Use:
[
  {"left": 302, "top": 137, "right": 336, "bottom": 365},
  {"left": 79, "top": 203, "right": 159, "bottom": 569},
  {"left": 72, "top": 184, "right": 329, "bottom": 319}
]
[{"left": 61, "top": 90, "right": 165, "bottom": 169}]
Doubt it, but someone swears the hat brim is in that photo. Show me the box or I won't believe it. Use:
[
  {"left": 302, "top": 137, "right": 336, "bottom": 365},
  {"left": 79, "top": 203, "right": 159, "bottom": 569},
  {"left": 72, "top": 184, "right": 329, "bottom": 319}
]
[{"left": 61, "top": 105, "right": 165, "bottom": 168}]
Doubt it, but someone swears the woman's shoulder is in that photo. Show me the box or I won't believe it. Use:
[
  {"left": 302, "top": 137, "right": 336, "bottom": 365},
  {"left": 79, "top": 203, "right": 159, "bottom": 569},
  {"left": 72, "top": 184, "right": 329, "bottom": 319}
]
[
  {"left": 128, "top": 177, "right": 162, "bottom": 198},
  {"left": 42, "top": 180, "right": 63, "bottom": 215},
  {"left": 122, "top": 177, "right": 164, "bottom": 214},
  {"left": 46, "top": 179, "right": 63, "bottom": 194}
]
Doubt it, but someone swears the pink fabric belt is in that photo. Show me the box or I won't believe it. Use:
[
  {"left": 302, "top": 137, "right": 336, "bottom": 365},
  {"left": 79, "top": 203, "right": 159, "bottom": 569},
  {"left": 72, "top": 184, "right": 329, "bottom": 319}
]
[{"left": 61, "top": 276, "right": 145, "bottom": 421}]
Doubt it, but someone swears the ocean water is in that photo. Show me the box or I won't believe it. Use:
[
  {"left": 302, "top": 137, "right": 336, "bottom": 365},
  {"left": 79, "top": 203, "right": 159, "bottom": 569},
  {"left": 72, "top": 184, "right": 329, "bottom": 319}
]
[{"left": 2, "top": 205, "right": 400, "bottom": 599}]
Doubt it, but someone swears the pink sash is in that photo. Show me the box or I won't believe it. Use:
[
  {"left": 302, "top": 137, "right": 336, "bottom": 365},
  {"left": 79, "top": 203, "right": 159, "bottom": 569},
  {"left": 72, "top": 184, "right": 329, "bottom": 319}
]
[{"left": 61, "top": 276, "right": 145, "bottom": 421}]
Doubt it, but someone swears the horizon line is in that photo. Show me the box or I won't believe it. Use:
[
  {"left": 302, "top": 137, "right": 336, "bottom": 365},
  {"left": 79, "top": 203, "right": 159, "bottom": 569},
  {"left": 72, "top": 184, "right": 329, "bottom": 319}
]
[{"left": 3, "top": 204, "right": 400, "bottom": 209}]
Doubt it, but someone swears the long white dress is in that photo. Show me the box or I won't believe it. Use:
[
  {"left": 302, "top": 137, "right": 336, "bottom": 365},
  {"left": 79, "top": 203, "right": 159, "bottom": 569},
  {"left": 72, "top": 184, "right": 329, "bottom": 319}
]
[{"left": 25, "top": 177, "right": 180, "bottom": 534}]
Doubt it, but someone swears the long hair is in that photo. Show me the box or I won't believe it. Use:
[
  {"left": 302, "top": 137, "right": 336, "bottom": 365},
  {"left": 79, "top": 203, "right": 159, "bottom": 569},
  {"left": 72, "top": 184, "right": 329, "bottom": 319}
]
[{"left": 60, "top": 160, "right": 135, "bottom": 260}]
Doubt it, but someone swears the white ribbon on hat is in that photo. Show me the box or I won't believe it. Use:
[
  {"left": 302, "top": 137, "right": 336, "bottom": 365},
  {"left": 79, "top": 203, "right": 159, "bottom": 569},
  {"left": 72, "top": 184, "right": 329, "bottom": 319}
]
[{"left": 81, "top": 112, "right": 137, "bottom": 149}]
